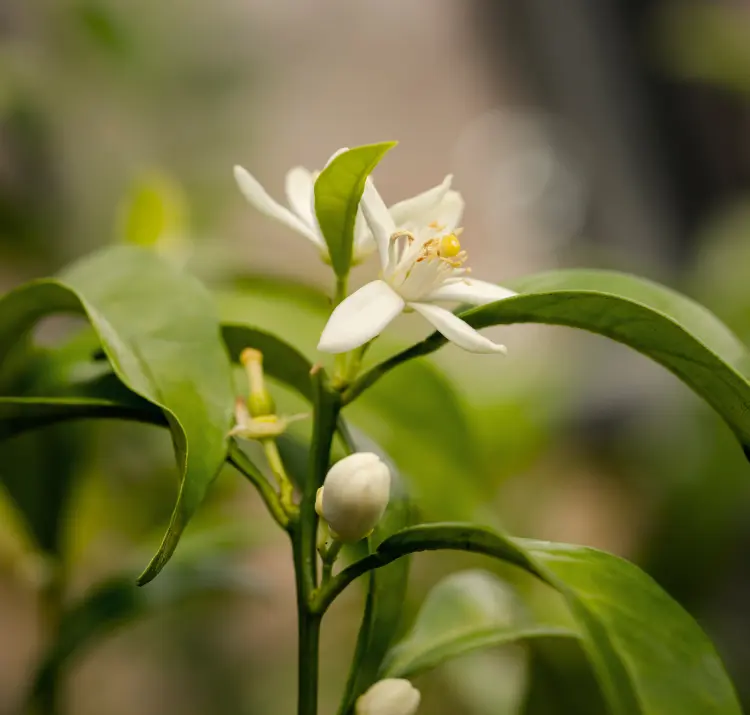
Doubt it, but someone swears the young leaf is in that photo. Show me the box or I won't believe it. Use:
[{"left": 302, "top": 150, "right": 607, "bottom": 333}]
[
  {"left": 0, "top": 247, "right": 235, "bottom": 584},
  {"left": 314, "top": 142, "right": 396, "bottom": 278},
  {"left": 326, "top": 523, "right": 741, "bottom": 715},
  {"left": 381, "top": 569, "right": 573, "bottom": 679}
]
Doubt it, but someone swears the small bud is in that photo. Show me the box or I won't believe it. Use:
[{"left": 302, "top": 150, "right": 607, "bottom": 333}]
[
  {"left": 356, "top": 679, "right": 420, "bottom": 715},
  {"left": 240, "top": 348, "right": 275, "bottom": 417},
  {"left": 320, "top": 452, "right": 390, "bottom": 543}
]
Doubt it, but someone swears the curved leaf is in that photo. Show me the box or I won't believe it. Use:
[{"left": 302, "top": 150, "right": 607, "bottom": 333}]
[
  {"left": 328, "top": 523, "right": 741, "bottom": 715},
  {"left": 475, "top": 270, "right": 750, "bottom": 452},
  {"left": 0, "top": 246, "right": 235, "bottom": 584},
  {"left": 382, "top": 569, "right": 573, "bottom": 679},
  {"left": 314, "top": 142, "right": 396, "bottom": 277},
  {"left": 0, "top": 374, "right": 165, "bottom": 441},
  {"left": 354, "top": 269, "right": 750, "bottom": 456}
]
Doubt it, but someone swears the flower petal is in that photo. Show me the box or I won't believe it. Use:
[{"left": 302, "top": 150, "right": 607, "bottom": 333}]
[
  {"left": 434, "top": 190, "right": 465, "bottom": 231},
  {"left": 285, "top": 166, "right": 315, "bottom": 224},
  {"left": 388, "top": 174, "right": 453, "bottom": 228},
  {"left": 361, "top": 179, "right": 397, "bottom": 270},
  {"left": 424, "top": 279, "right": 516, "bottom": 305},
  {"left": 410, "top": 302, "right": 507, "bottom": 354},
  {"left": 353, "top": 209, "right": 377, "bottom": 259},
  {"left": 318, "top": 280, "right": 404, "bottom": 353},
  {"left": 234, "top": 165, "right": 323, "bottom": 246}
]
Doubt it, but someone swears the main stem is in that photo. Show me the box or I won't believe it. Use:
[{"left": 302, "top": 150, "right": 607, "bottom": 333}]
[
  {"left": 333, "top": 275, "right": 349, "bottom": 384},
  {"left": 293, "top": 370, "right": 341, "bottom": 715},
  {"left": 293, "top": 534, "right": 322, "bottom": 715}
]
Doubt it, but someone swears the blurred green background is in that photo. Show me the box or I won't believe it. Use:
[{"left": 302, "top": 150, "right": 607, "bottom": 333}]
[{"left": 2, "top": 1, "right": 750, "bottom": 713}]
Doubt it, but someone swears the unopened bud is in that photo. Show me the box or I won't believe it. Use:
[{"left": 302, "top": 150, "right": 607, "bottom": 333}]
[
  {"left": 356, "top": 679, "right": 420, "bottom": 715},
  {"left": 320, "top": 452, "right": 390, "bottom": 543},
  {"left": 240, "top": 348, "right": 275, "bottom": 417}
]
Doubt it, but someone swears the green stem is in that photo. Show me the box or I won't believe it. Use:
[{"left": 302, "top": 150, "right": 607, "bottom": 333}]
[
  {"left": 321, "top": 539, "right": 343, "bottom": 583},
  {"left": 293, "top": 369, "right": 341, "bottom": 715},
  {"left": 227, "top": 442, "right": 290, "bottom": 530},
  {"left": 228, "top": 442, "right": 290, "bottom": 530},
  {"left": 333, "top": 276, "right": 350, "bottom": 384},
  {"left": 293, "top": 532, "right": 322, "bottom": 715},
  {"left": 341, "top": 332, "right": 446, "bottom": 405},
  {"left": 262, "top": 438, "right": 296, "bottom": 516}
]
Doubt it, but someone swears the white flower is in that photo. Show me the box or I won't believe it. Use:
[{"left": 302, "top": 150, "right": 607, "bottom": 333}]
[
  {"left": 356, "top": 679, "right": 421, "bottom": 715},
  {"left": 233, "top": 151, "right": 459, "bottom": 266},
  {"left": 317, "top": 178, "right": 516, "bottom": 354},
  {"left": 316, "top": 452, "right": 390, "bottom": 543}
]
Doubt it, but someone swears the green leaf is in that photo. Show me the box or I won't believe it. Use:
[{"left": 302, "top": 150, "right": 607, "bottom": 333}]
[
  {"left": 0, "top": 246, "right": 235, "bottom": 583},
  {"left": 382, "top": 569, "right": 573, "bottom": 679},
  {"left": 361, "top": 524, "right": 741, "bottom": 715},
  {"left": 0, "top": 375, "right": 165, "bottom": 441},
  {"left": 314, "top": 142, "right": 396, "bottom": 277},
  {"left": 364, "top": 269, "right": 750, "bottom": 458},
  {"left": 492, "top": 270, "right": 750, "bottom": 454}
]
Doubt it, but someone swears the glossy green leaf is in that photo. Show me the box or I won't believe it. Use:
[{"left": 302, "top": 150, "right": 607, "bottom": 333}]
[
  {"left": 0, "top": 246, "right": 235, "bottom": 583},
  {"left": 0, "top": 374, "right": 165, "bottom": 441},
  {"left": 314, "top": 142, "right": 396, "bottom": 277},
  {"left": 331, "top": 523, "right": 741, "bottom": 715},
  {"left": 491, "top": 270, "right": 750, "bottom": 454},
  {"left": 382, "top": 569, "right": 573, "bottom": 679},
  {"left": 365, "top": 269, "right": 750, "bottom": 457}
]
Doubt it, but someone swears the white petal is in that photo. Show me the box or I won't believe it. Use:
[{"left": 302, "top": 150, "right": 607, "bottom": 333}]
[
  {"left": 353, "top": 209, "right": 377, "bottom": 259},
  {"left": 388, "top": 174, "right": 452, "bottom": 227},
  {"left": 285, "top": 167, "right": 315, "bottom": 224},
  {"left": 234, "top": 166, "right": 323, "bottom": 246},
  {"left": 434, "top": 190, "right": 465, "bottom": 231},
  {"left": 361, "top": 179, "right": 397, "bottom": 270},
  {"left": 410, "top": 302, "right": 507, "bottom": 354},
  {"left": 425, "top": 279, "right": 516, "bottom": 305},
  {"left": 318, "top": 280, "right": 404, "bottom": 353}
]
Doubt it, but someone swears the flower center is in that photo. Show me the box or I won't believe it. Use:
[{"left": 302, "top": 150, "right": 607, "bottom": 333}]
[{"left": 385, "top": 223, "right": 471, "bottom": 301}]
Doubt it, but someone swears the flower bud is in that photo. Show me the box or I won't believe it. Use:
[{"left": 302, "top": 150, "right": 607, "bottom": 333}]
[
  {"left": 356, "top": 679, "right": 420, "bottom": 715},
  {"left": 240, "top": 348, "right": 275, "bottom": 417},
  {"left": 320, "top": 452, "right": 390, "bottom": 543}
]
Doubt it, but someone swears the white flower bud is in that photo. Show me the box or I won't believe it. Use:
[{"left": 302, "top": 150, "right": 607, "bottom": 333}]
[
  {"left": 356, "top": 679, "right": 420, "bottom": 715},
  {"left": 320, "top": 452, "right": 390, "bottom": 543}
]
